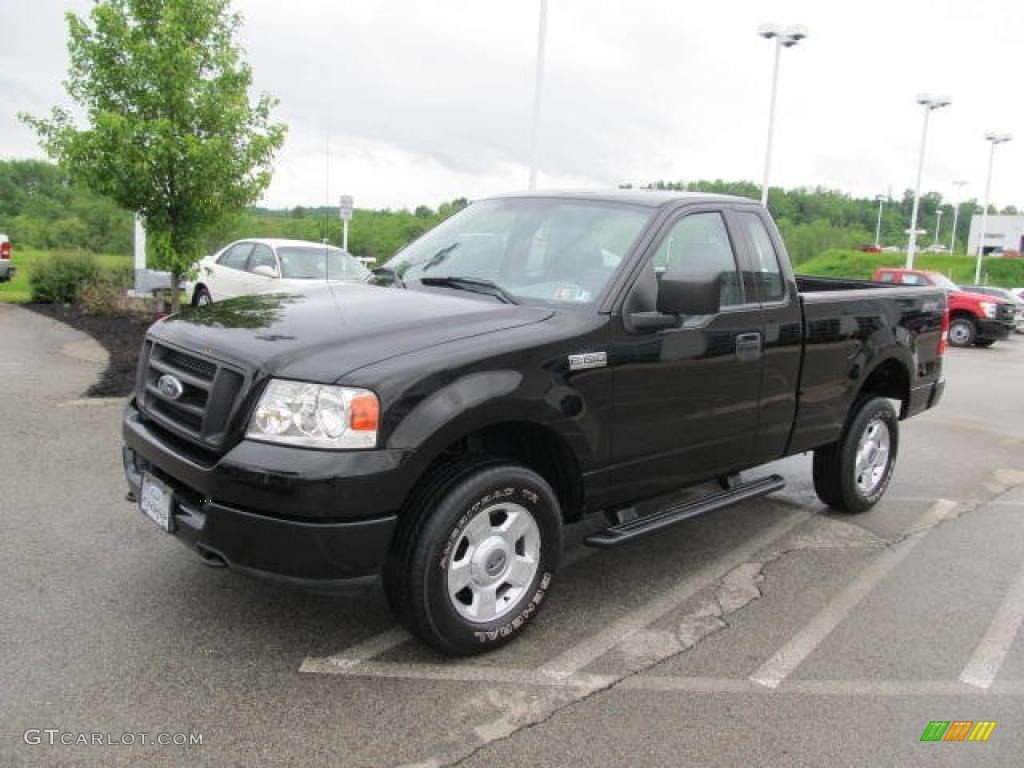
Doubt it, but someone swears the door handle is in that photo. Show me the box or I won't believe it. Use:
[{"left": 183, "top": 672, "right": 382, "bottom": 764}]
[{"left": 735, "top": 332, "right": 762, "bottom": 362}]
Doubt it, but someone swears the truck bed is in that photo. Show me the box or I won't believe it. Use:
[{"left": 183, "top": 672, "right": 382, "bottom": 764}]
[{"left": 786, "top": 274, "right": 946, "bottom": 454}]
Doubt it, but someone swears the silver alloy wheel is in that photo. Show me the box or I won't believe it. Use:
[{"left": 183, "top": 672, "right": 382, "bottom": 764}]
[
  {"left": 948, "top": 320, "right": 971, "bottom": 346},
  {"left": 854, "top": 418, "right": 891, "bottom": 496},
  {"left": 196, "top": 291, "right": 212, "bottom": 307},
  {"left": 446, "top": 501, "right": 541, "bottom": 623}
]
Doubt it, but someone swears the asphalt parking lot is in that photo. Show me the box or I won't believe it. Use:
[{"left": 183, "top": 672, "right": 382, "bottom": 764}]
[{"left": 3, "top": 302, "right": 1024, "bottom": 767}]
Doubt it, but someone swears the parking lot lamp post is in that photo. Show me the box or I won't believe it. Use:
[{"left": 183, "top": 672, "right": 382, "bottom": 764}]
[
  {"left": 874, "top": 195, "right": 886, "bottom": 248},
  {"left": 757, "top": 23, "right": 808, "bottom": 207},
  {"left": 527, "top": 0, "right": 548, "bottom": 190},
  {"left": 906, "top": 94, "right": 951, "bottom": 268},
  {"left": 974, "top": 133, "right": 1013, "bottom": 283},
  {"left": 933, "top": 207, "right": 944, "bottom": 247},
  {"left": 949, "top": 180, "right": 967, "bottom": 253}
]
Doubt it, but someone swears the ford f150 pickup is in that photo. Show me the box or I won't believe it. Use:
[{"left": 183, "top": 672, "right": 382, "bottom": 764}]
[{"left": 122, "top": 191, "right": 947, "bottom": 655}]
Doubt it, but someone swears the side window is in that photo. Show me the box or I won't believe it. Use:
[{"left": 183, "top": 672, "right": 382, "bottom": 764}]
[
  {"left": 878, "top": 272, "right": 895, "bottom": 283},
  {"left": 651, "top": 212, "right": 743, "bottom": 307},
  {"left": 219, "top": 243, "right": 253, "bottom": 270},
  {"left": 900, "top": 274, "right": 924, "bottom": 285},
  {"left": 736, "top": 211, "right": 785, "bottom": 302},
  {"left": 248, "top": 244, "right": 278, "bottom": 274}
]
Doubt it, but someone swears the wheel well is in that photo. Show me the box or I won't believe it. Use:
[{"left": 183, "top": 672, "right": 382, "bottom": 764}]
[
  {"left": 948, "top": 309, "right": 975, "bottom": 324},
  {"left": 857, "top": 359, "right": 910, "bottom": 417},
  {"left": 428, "top": 422, "right": 585, "bottom": 522}
]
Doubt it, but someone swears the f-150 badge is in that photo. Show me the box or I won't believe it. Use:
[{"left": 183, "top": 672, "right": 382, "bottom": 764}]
[{"left": 568, "top": 352, "right": 607, "bottom": 371}]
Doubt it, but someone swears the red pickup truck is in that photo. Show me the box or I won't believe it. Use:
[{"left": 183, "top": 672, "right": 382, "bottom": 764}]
[{"left": 873, "top": 268, "right": 1014, "bottom": 347}]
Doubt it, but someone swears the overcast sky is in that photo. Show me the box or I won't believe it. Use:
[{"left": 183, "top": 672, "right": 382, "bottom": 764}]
[{"left": 2, "top": 0, "right": 1022, "bottom": 211}]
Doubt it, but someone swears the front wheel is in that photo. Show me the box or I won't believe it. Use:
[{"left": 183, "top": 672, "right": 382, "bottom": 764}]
[
  {"left": 947, "top": 317, "right": 976, "bottom": 347},
  {"left": 384, "top": 461, "right": 562, "bottom": 655},
  {"left": 813, "top": 397, "right": 899, "bottom": 514}
]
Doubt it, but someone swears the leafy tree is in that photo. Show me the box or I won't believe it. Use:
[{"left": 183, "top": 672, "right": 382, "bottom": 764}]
[{"left": 21, "top": 0, "right": 285, "bottom": 311}]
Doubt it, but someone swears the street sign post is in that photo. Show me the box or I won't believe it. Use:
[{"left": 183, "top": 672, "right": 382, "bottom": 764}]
[{"left": 339, "top": 195, "right": 354, "bottom": 252}]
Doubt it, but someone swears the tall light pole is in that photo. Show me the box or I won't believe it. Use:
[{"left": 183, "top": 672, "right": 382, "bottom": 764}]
[
  {"left": 933, "top": 207, "right": 944, "bottom": 247},
  {"left": 874, "top": 194, "right": 886, "bottom": 248},
  {"left": 949, "top": 180, "right": 968, "bottom": 253},
  {"left": 906, "top": 94, "right": 951, "bottom": 268},
  {"left": 974, "top": 132, "right": 1013, "bottom": 283},
  {"left": 757, "top": 23, "right": 808, "bottom": 207},
  {"left": 527, "top": 0, "right": 548, "bottom": 190}
]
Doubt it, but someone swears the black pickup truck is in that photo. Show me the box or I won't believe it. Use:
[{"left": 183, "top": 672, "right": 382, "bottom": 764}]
[{"left": 122, "top": 191, "right": 947, "bottom": 654}]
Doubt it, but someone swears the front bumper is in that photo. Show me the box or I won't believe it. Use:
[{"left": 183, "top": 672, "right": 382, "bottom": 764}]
[
  {"left": 122, "top": 401, "right": 408, "bottom": 589},
  {"left": 976, "top": 318, "right": 1012, "bottom": 341}
]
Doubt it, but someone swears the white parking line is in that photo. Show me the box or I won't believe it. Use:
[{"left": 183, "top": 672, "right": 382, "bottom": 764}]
[
  {"left": 749, "top": 499, "right": 958, "bottom": 689},
  {"left": 538, "top": 510, "right": 812, "bottom": 680},
  {"left": 960, "top": 561, "right": 1024, "bottom": 689},
  {"left": 300, "top": 627, "right": 410, "bottom": 671},
  {"left": 624, "top": 675, "right": 1024, "bottom": 697}
]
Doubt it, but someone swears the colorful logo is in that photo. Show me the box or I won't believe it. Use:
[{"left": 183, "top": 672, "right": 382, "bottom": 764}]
[{"left": 920, "top": 721, "right": 996, "bottom": 742}]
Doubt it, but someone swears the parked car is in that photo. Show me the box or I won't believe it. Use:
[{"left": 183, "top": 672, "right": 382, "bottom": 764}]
[
  {"left": 0, "top": 233, "right": 13, "bottom": 282},
  {"left": 959, "top": 284, "right": 1024, "bottom": 333},
  {"left": 924, "top": 244, "right": 949, "bottom": 254},
  {"left": 873, "top": 268, "right": 1014, "bottom": 347},
  {"left": 860, "top": 244, "right": 882, "bottom": 253},
  {"left": 123, "top": 191, "right": 946, "bottom": 655},
  {"left": 185, "top": 238, "right": 371, "bottom": 306}
]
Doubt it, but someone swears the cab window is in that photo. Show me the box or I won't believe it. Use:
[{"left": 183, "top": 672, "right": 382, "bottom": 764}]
[
  {"left": 735, "top": 211, "right": 785, "bottom": 302},
  {"left": 651, "top": 212, "right": 743, "bottom": 307}
]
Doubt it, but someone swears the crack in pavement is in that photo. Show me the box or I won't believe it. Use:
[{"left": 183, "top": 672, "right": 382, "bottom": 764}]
[{"left": 408, "top": 473, "right": 1024, "bottom": 768}]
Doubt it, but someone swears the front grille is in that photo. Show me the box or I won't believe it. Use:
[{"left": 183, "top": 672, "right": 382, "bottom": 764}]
[
  {"left": 137, "top": 342, "right": 248, "bottom": 451},
  {"left": 997, "top": 303, "right": 1015, "bottom": 323}
]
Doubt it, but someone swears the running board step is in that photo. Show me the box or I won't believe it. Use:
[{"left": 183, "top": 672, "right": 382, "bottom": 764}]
[{"left": 584, "top": 474, "right": 786, "bottom": 548}]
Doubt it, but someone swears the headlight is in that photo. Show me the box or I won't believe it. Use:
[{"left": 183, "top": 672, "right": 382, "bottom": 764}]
[
  {"left": 246, "top": 380, "right": 379, "bottom": 449},
  {"left": 980, "top": 302, "right": 996, "bottom": 318}
]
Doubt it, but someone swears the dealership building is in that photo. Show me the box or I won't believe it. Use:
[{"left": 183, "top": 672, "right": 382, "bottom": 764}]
[{"left": 967, "top": 214, "right": 1024, "bottom": 256}]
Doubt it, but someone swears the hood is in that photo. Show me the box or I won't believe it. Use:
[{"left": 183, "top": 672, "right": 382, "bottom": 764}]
[
  {"left": 150, "top": 283, "right": 553, "bottom": 381},
  {"left": 954, "top": 289, "right": 1012, "bottom": 306}
]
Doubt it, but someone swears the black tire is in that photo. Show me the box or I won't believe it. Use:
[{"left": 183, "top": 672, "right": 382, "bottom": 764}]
[
  {"left": 812, "top": 397, "right": 899, "bottom": 514},
  {"left": 974, "top": 338, "right": 997, "bottom": 348},
  {"left": 384, "top": 460, "right": 562, "bottom": 656},
  {"left": 192, "top": 285, "right": 212, "bottom": 308},
  {"left": 947, "top": 317, "right": 976, "bottom": 347}
]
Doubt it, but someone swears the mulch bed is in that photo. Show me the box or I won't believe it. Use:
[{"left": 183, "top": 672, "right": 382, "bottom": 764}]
[{"left": 25, "top": 303, "right": 156, "bottom": 398}]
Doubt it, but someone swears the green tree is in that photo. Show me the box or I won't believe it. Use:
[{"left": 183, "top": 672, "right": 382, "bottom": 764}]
[{"left": 21, "top": 0, "right": 285, "bottom": 311}]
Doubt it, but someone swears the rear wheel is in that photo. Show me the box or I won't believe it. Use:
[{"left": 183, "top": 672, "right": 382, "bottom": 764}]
[
  {"left": 947, "top": 317, "right": 976, "bottom": 347},
  {"left": 384, "top": 460, "right": 562, "bottom": 655},
  {"left": 813, "top": 397, "right": 899, "bottom": 513}
]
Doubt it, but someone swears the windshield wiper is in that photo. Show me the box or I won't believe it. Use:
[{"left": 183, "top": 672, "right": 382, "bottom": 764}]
[
  {"left": 370, "top": 266, "right": 406, "bottom": 288},
  {"left": 419, "top": 276, "right": 518, "bottom": 305}
]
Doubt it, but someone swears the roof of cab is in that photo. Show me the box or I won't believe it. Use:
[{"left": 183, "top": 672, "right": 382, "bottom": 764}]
[{"left": 487, "top": 189, "right": 757, "bottom": 208}]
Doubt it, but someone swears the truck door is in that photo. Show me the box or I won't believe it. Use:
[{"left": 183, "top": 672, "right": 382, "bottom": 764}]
[
  {"left": 730, "top": 207, "right": 803, "bottom": 464},
  {"left": 608, "top": 207, "right": 765, "bottom": 503}
]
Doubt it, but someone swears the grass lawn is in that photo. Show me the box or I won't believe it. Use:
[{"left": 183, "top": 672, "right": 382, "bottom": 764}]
[
  {"left": 0, "top": 248, "right": 132, "bottom": 303},
  {"left": 797, "top": 249, "right": 1024, "bottom": 288}
]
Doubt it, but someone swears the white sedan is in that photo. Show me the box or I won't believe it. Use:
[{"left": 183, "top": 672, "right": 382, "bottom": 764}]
[{"left": 187, "top": 238, "right": 371, "bottom": 306}]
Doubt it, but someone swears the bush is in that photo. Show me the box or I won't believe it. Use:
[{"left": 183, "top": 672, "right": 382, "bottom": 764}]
[
  {"left": 29, "top": 251, "right": 100, "bottom": 303},
  {"left": 78, "top": 263, "right": 134, "bottom": 316}
]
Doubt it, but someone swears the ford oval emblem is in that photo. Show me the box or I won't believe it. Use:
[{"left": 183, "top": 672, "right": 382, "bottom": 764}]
[{"left": 157, "top": 374, "right": 184, "bottom": 400}]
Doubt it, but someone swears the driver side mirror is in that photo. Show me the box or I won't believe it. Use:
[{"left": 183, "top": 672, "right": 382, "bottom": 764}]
[
  {"left": 628, "top": 269, "right": 723, "bottom": 332},
  {"left": 253, "top": 265, "right": 279, "bottom": 279},
  {"left": 657, "top": 268, "right": 722, "bottom": 316}
]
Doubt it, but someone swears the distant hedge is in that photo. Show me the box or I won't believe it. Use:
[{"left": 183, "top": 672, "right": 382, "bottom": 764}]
[{"left": 797, "top": 249, "right": 1024, "bottom": 288}]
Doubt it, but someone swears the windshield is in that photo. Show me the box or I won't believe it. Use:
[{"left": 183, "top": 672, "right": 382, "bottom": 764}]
[
  {"left": 277, "top": 246, "right": 371, "bottom": 281},
  {"left": 927, "top": 272, "right": 961, "bottom": 292},
  {"left": 381, "top": 198, "right": 652, "bottom": 307}
]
